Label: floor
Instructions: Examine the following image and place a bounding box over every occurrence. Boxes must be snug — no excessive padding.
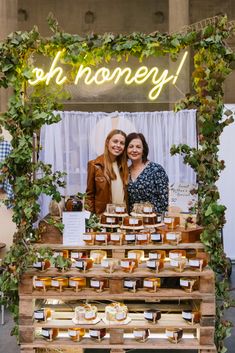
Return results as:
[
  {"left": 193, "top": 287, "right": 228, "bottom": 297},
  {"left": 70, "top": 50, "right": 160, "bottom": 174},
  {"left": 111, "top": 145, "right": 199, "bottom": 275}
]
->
[{"left": 0, "top": 266, "right": 234, "bottom": 353}]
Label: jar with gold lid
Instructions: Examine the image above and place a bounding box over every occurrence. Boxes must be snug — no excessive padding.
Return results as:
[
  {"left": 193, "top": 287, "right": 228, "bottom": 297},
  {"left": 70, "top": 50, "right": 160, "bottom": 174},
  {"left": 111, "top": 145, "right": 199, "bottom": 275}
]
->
[
  {"left": 51, "top": 276, "right": 69, "bottom": 292},
  {"left": 169, "top": 249, "right": 186, "bottom": 259},
  {"left": 41, "top": 328, "right": 59, "bottom": 341},
  {"left": 82, "top": 232, "right": 95, "bottom": 245},
  {"left": 90, "top": 250, "right": 107, "bottom": 264},
  {"left": 127, "top": 250, "right": 145, "bottom": 263},
  {"left": 90, "top": 277, "right": 109, "bottom": 292},
  {"left": 149, "top": 250, "right": 166, "bottom": 260},
  {"left": 163, "top": 215, "right": 180, "bottom": 229},
  {"left": 169, "top": 257, "right": 186, "bottom": 272},
  {"left": 143, "top": 277, "right": 161, "bottom": 292},
  {"left": 110, "top": 232, "right": 124, "bottom": 245},
  {"left": 74, "top": 258, "right": 93, "bottom": 272},
  {"left": 136, "top": 231, "right": 149, "bottom": 245},
  {"left": 165, "top": 231, "right": 181, "bottom": 245},
  {"left": 120, "top": 258, "right": 138, "bottom": 273},
  {"left": 180, "top": 277, "right": 198, "bottom": 293},
  {"left": 69, "top": 277, "right": 86, "bottom": 292},
  {"left": 165, "top": 328, "right": 183, "bottom": 343},
  {"left": 101, "top": 258, "right": 119, "bottom": 273},
  {"left": 68, "top": 327, "right": 85, "bottom": 342},
  {"left": 146, "top": 258, "right": 164, "bottom": 273},
  {"left": 33, "top": 277, "right": 51, "bottom": 292}
]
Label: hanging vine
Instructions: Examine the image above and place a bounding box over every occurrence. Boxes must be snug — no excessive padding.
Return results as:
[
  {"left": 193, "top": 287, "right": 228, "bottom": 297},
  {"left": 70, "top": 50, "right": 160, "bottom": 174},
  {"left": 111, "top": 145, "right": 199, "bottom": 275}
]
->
[{"left": 0, "top": 14, "right": 234, "bottom": 351}]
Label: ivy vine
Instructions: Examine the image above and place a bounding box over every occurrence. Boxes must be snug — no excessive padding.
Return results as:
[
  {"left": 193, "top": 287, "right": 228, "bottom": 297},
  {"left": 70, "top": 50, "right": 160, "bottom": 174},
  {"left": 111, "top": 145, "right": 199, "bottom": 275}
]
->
[{"left": 0, "top": 14, "right": 234, "bottom": 352}]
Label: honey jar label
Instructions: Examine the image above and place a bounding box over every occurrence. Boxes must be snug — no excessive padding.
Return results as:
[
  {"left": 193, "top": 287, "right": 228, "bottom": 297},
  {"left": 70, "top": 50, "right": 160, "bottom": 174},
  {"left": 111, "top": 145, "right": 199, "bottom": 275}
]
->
[
  {"left": 35, "top": 280, "right": 44, "bottom": 287},
  {"left": 115, "top": 207, "right": 125, "bottom": 212},
  {"left": 137, "top": 234, "right": 148, "bottom": 240},
  {"left": 75, "top": 261, "right": 85, "bottom": 269},
  {"left": 166, "top": 330, "right": 174, "bottom": 338},
  {"left": 106, "top": 217, "right": 115, "bottom": 223},
  {"left": 143, "top": 207, "right": 152, "bottom": 213},
  {"left": 144, "top": 280, "right": 154, "bottom": 288},
  {"left": 124, "top": 280, "right": 134, "bottom": 288},
  {"left": 83, "top": 234, "right": 92, "bottom": 240},
  {"left": 149, "top": 252, "right": 161, "bottom": 259},
  {"left": 111, "top": 233, "right": 120, "bottom": 241},
  {"left": 89, "top": 329, "right": 99, "bottom": 336},
  {"left": 125, "top": 234, "right": 135, "bottom": 241},
  {"left": 90, "top": 280, "right": 100, "bottom": 288},
  {"left": 151, "top": 233, "right": 161, "bottom": 241},
  {"left": 96, "top": 234, "right": 106, "bottom": 241},
  {"left": 33, "top": 261, "right": 43, "bottom": 268},
  {"left": 69, "top": 280, "right": 77, "bottom": 287},
  {"left": 169, "top": 252, "right": 181, "bottom": 259},
  {"left": 101, "top": 260, "right": 109, "bottom": 268},
  {"left": 157, "top": 215, "right": 162, "bottom": 222},
  {"left": 128, "top": 252, "right": 137, "bottom": 259},
  {"left": 53, "top": 251, "right": 63, "bottom": 257},
  {"left": 189, "top": 259, "right": 200, "bottom": 267},
  {"left": 68, "top": 330, "right": 77, "bottom": 337},
  {"left": 180, "top": 279, "right": 189, "bottom": 286},
  {"left": 182, "top": 311, "right": 192, "bottom": 320},
  {"left": 121, "top": 261, "right": 130, "bottom": 268},
  {"left": 116, "top": 312, "right": 125, "bottom": 320},
  {"left": 34, "top": 311, "right": 44, "bottom": 320},
  {"left": 51, "top": 280, "right": 59, "bottom": 287},
  {"left": 134, "top": 330, "right": 145, "bottom": 337},
  {"left": 166, "top": 232, "right": 177, "bottom": 240},
  {"left": 42, "top": 329, "right": 50, "bottom": 337},
  {"left": 71, "top": 252, "right": 82, "bottom": 259},
  {"left": 147, "top": 260, "right": 156, "bottom": 268},
  {"left": 164, "top": 217, "right": 172, "bottom": 223},
  {"left": 144, "top": 312, "right": 153, "bottom": 319},
  {"left": 129, "top": 218, "right": 138, "bottom": 225},
  {"left": 170, "top": 259, "right": 179, "bottom": 267},
  {"left": 85, "top": 311, "right": 95, "bottom": 319}
]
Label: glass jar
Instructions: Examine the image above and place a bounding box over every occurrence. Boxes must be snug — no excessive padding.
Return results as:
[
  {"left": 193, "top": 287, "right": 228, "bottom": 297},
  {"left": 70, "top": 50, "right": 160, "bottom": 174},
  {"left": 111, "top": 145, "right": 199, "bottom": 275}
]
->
[
  {"left": 120, "top": 258, "right": 138, "bottom": 273},
  {"left": 110, "top": 232, "right": 124, "bottom": 245},
  {"left": 123, "top": 278, "right": 142, "bottom": 293},
  {"left": 34, "top": 308, "right": 52, "bottom": 322},
  {"left": 74, "top": 258, "right": 93, "bottom": 272},
  {"left": 127, "top": 250, "right": 145, "bottom": 263},
  {"left": 136, "top": 232, "right": 149, "bottom": 245},
  {"left": 143, "top": 277, "right": 161, "bottom": 292},
  {"left": 89, "top": 328, "right": 106, "bottom": 341},
  {"left": 180, "top": 277, "right": 197, "bottom": 293},
  {"left": 149, "top": 250, "right": 166, "bottom": 260},
  {"left": 33, "top": 277, "right": 51, "bottom": 292},
  {"left": 51, "top": 276, "right": 69, "bottom": 292},
  {"left": 41, "top": 328, "right": 59, "bottom": 341},
  {"left": 33, "top": 259, "right": 50, "bottom": 271},
  {"left": 169, "top": 257, "right": 186, "bottom": 272},
  {"left": 69, "top": 277, "right": 86, "bottom": 292},
  {"left": 68, "top": 327, "right": 85, "bottom": 342},
  {"left": 165, "top": 328, "right": 183, "bottom": 343},
  {"left": 144, "top": 309, "right": 161, "bottom": 324},
  {"left": 90, "top": 277, "right": 109, "bottom": 292},
  {"left": 124, "top": 233, "right": 136, "bottom": 244},
  {"left": 182, "top": 310, "right": 201, "bottom": 324},
  {"left": 146, "top": 258, "right": 164, "bottom": 272},
  {"left": 133, "top": 328, "right": 150, "bottom": 342},
  {"left": 90, "top": 250, "right": 107, "bottom": 264},
  {"left": 165, "top": 231, "right": 181, "bottom": 245},
  {"left": 82, "top": 232, "right": 95, "bottom": 245},
  {"left": 101, "top": 258, "right": 119, "bottom": 273}
]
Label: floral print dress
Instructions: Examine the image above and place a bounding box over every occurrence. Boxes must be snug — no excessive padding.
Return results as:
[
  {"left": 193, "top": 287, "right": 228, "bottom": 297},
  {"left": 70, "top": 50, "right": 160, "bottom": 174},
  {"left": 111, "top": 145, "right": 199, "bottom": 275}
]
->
[{"left": 127, "top": 161, "right": 169, "bottom": 213}]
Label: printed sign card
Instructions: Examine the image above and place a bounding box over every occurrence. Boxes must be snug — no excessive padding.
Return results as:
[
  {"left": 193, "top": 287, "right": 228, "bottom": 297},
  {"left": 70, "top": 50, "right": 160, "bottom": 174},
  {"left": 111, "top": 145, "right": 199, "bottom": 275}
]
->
[
  {"left": 62, "top": 211, "right": 90, "bottom": 245},
  {"left": 169, "top": 183, "right": 198, "bottom": 213}
]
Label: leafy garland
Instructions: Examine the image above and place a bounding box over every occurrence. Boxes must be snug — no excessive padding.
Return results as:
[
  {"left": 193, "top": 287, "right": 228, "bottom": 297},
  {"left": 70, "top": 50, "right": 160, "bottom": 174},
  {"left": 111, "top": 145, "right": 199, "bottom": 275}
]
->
[{"left": 0, "top": 14, "right": 234, "bottom": 351}]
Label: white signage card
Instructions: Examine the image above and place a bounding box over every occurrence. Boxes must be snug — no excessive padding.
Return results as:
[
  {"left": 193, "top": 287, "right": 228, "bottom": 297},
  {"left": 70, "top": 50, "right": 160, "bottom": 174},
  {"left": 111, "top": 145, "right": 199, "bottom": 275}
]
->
[
  {"left": 63, "top": 211, "right": 90, "bottom": 245},
  {"left": 169, "top": 183, "right": 198, "bottom": 212}
]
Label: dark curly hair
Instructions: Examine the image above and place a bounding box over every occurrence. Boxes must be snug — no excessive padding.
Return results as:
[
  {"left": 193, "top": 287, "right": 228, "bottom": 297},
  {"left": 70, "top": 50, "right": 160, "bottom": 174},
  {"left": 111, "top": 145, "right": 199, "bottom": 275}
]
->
[{"left": 125, "top": 132, "right": 149, "bottom": 163}]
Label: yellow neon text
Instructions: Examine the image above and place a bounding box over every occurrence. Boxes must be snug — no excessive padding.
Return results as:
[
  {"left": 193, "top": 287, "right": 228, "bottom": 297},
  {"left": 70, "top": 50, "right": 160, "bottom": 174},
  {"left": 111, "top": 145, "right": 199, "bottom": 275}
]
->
[{"left": 29, "top": 51, "right": 188, "bottom": 100}]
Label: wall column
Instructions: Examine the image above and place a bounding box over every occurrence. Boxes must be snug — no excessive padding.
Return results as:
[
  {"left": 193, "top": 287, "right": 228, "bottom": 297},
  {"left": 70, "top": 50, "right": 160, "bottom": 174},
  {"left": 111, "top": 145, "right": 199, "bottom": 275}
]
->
[
  {"left": 0, "top": 0, "right": 18, "bottom": 113},
  {"left": 168, "top": 0, "right": 190, "bottom": 109}
]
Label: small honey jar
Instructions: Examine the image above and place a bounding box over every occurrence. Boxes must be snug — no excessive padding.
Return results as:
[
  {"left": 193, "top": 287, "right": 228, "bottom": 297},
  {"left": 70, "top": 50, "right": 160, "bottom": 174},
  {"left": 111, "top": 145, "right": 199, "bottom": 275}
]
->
[
  {"left": 133, "top": 328, "right": 150, "bottom": 342},
  {"left": 75, "top": 304, "right": 97, "bottom": 322},
  {"left": 94, "top": 232, "right": 110, "bottom": 245},
  {"left": 110, "top": 232, "right": 124, "bottom": 245},
  {"left": 123, "top": 278, "right": 142, "bottom": 293},
  {"left": 82, "top": 232, "right": 95, "bottom": 245},
  {"left": 124, "top": 233, "right": 136, "bottom": 244},
  {"left": 150, "top": 231, "right": 164, "bottom": 243},
  {"left": 165, "top": 328, "right": 183, "bottom": 343},
  {"left": 34, "top": 308, "right": 52, "bottom": 322},
  {"left": 68, "top": 328, "right": 85, "bottom": 342},
  {"left": 41, "top": 328, "right": 59, "bottom": 341},
  {"left": 33, "top": 259, "right": 50, "bottom": 271},
  {"left": 101, "top": 258, "right": 119, "bottom": 273},
  {"left": 89, "top": 328, "right": 106, "bottom": 341},
  {"left": 136, "top": 232, "right": 149, "bottom": 245},
  {"left": 169, "top": 250, "right": 186, "bottom": 259},
  {"left": 180, "top": 277, "right": 197, "bottom": 293},
  {"left": 146, "top": 258, "right": 164, "bottom": 272},
  {"left": 33, "top": 277, "right": 51, "bottom": 292},
  {"left": 149, "top": 250, "right": 166, "bottom": 260},
  {"left": 75, "top": 258, "right": 93, "bottom": 272},
  {"left": 163, "top": 216, "right": 180, "bottom": 229},
  {"left": 169, "top": 257, "right": 186, "bottom": 272},
  {"left": 165, "top": 231, "right": 181, "bottom": 245},
  {"left": 90, "top": 277, "right": 109, "bottom": 292},
  {"left": 188, "top": 256, "right": 207, "bottom": 272},
  {"left": 90, "top": 250, "right": 107, "bottom": 264},
  {"left": 127, "top": 250, "right": 145, "bottom": 263},
  {"left": 182, "top": 310, "right": 201, "bottom": 324},
  {"left": 143, "top": 277, "right": 161, "bottom": 292},
  {"left": 51, "top": 277, "right": 69, "bottom": 292},
  {"left": 120, "top": 258, "right": 138, "bottom": 273},
  {"left": 69, "top": 277, "right": 86, "bottom": 292},
  {"left": 144, "top": 309, "right": 161, "bottom": 324},
  {"left": 70, "top": 251, "right": 86, "bottom": 260}
]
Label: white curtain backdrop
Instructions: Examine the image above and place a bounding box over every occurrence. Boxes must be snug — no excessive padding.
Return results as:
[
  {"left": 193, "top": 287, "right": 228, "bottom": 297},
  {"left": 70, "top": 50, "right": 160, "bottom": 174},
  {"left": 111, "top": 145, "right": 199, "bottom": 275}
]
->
[{"left": 39, "top": 110, "right": 197, "bottom": 217}]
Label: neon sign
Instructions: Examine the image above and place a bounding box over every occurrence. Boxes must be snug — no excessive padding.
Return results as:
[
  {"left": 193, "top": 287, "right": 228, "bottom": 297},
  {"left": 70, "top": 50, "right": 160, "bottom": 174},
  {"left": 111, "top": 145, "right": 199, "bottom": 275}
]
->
[{"left": 29, "top": 51, "right": 188, "bottom": 100}]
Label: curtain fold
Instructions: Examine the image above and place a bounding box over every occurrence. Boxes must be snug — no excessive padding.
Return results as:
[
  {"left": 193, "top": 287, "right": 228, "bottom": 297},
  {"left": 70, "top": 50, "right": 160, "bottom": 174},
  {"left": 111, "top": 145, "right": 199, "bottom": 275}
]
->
[{"left": 39, "top": 110, "right": 197, "bottom": 217}]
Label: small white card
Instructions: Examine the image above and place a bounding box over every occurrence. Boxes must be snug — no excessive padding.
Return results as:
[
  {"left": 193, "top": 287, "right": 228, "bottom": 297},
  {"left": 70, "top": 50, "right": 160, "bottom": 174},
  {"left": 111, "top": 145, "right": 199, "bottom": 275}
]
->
[{"left": 63, "top": 211, "right": 90, "bottom": 245}]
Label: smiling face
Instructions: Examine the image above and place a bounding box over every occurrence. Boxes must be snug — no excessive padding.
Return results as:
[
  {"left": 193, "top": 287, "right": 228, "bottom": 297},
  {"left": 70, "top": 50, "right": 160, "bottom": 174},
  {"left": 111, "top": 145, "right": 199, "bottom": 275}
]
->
[
  {"left": 127, "top": 138, "right": 144, "bottom": 162},
  {"left": 107, "top": 133, "right": 126, "bottom": 158}
]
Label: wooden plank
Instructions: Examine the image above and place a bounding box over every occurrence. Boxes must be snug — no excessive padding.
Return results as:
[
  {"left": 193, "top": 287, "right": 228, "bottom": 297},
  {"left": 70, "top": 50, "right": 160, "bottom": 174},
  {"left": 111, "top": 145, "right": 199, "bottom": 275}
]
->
[
  {"left": 109, "top": 329, "right": 124, "bottom": 344},
  {"left": 20, "top": 349, "right": 35, "bottom": 353},
  {"left": 19, "top": 327, "right": 34, "bottom": 343},
  {"left": 112, "top": 249, "right": 125, "bottom": 259},
  {"left": 199, "top": 327, "right": 215, "bottom": 345},
  {"left": 19, "top": 275, "right": 33, "bottom": 294},
  {"left": 109, "top": 278, "right": 123, "bottom": 294},
  {"left": 200, "top": 298, "right": 216, "bottom": 316},
  {"left": 19, "top": 298, "right": 34, "bottom": 325},
  {"left": 200, "top": 316, "right": 216, "bottom": 327},
  {"left": 199, "top": 274, "right": 215, "bottom": 293}
]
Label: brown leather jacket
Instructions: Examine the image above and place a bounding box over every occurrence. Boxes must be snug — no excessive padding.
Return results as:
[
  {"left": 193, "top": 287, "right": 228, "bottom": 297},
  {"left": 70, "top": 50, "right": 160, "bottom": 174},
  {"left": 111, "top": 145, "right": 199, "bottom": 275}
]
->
[{"left": 86, "top": 155, "right": 127, "bottom": 215}]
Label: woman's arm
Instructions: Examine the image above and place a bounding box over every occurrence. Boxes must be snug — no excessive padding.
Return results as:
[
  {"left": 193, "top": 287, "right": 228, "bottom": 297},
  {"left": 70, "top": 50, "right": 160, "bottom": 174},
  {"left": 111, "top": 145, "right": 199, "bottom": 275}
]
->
[
  {"left": 153, "top": 164, "right": 169, "bottom": 213},
  {"left": 86, "top": 160, "right": 96, "bottom": 213}
]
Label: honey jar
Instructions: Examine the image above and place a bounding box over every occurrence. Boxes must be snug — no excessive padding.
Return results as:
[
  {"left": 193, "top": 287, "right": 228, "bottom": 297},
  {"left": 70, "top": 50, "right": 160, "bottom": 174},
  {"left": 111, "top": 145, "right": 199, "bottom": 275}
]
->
[
  {"left": 89, "top": 328, "right": 106, "bottom": 341},
  {"left": 188, "top": 256, "right": 207, "bottom": 271},
  {"left": 90, "top": 277, "right": 109, "bottom": 292},
  {"left": 68, "top": 327, "right": 85, "bottom": 342},
  {"left": 169, "top": 250, "right": 186, "bottom": 259},
  {"left": 34, "top": 308, "right": 52, "bottom": 322},
  {"left": 33, "top": 277, "right": 51, "bottom": 292},
  {"left": 75, "top": 304, "right": 97, "bottom": 322},
  {"left": 165, "top": 231, "right": 181, "bottom": 245},
  {"left": 70, "top": 251, "right": 86, "bottom": 260},
  {"left": 182, "top": 310, "right": 201, "bottom": 324},
  {"left": 51, "top": 276, "right": 69, "bottom": 292},
  {"left": 143, "top": 277, "right": 161, "bottom": 292},
  {"left": 75, "top": 258, "right": 93, "bottom": 272},
  {"left": 41, "top": 328, "right": 59, "bottom": 341},
  {"left": 101, "top": 258, "right": 119, "bottom": 273},
  {"left": 146, "top": 258, "right": 164, "bottom": 272},
  {"left": 124, "top": 233, "right": 136, "bottom": 244},
  {"left": 163, "top": 216, "right": 180, "bottom": 229},
  {"left": 110, "top": 232, "right": 124, "bottom": 245},
  {"left": 144, "top": 309, "right": 161, "bottom": 324},
  {"left": 133, "top": 328, "right": 150, "bottom": 342},
  {"left": 120, "top": 258, "right": 138, "bottom": 273},
  {"left": 127, "top": 250, "right": 145, "bottom": 263},
  {"left": 170, "top": 257, "right": 186, "bottom": 272},
  {"left": 149, "top": 250, "right": 166, "bottom": 260},
  {"left": 33, "top": 259, "right": 50, "bottom": 271},
  {"left": 94, "top": 232, "right": 110, "bottom": 245},
  {"left": 90, "top": 250, "right": 107, "bottom": 264},
  {"left": 136, "top": 232, "right": 149, "bottom": 245},
  {"left": 180, "top": 277, "right": 197, "bottom": 293},
  {"left": 165, "top": 328, "right": 183, "bottom": 343},
  {"left": 82, "top": 232, "right": 95, "bottom": 245},
  {"left": 123, "top": 278, "right": 142, "bottom": 293},
  {"left": 150, "top": 231, "right": 164, "bottom": 243},
  {"left": 69, "top": 277, "right": 86, "bottom": 292}
]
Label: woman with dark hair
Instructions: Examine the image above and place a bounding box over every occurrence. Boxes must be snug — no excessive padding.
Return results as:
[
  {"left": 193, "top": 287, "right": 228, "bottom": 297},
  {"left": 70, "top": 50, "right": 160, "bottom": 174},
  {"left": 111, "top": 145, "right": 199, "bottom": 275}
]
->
[
  {"left": 86, "top": 129, "right": 128, "bottom": 215},
  {"left": 126, "top": 132, "right": 168, "bottom": 213}
]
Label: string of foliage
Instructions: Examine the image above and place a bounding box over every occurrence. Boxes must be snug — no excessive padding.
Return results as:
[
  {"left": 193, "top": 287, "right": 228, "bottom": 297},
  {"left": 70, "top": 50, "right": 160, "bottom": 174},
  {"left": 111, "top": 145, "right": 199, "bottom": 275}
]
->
[{"left": 0, "top": 14, "right": 234, "bottom": 351}]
